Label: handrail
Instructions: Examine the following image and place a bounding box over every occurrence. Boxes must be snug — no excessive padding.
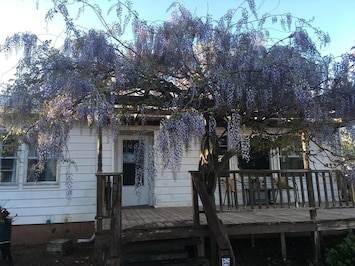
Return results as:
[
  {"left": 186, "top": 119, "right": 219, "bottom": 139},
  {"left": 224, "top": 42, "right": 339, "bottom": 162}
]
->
[
  {"left": 191, "top": 169, "right": 355, "bottom": 225},
  {"left": 96, "top": 172, "right": 123, "bottom": 232},
  {"left": 96, "top": 172, "right": 123, "bottom": 263}
]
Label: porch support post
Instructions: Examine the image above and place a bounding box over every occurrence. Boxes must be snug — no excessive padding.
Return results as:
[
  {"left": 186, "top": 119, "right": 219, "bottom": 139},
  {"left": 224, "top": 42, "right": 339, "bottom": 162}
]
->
[
  {"left": 250, "top": 234, "right": 255, "bottom": 247},
  {"left": 197, "top": 237, "right": 206, "bottom": 259},
  {"left": 313, "top": 228, "right": 321, "bottom": 264},
  {"left": 210, "top": 237, "right": 217, "bottom": 266},
  {"left": 96, "top": 175, "right": 104, "bottom": 233},
  {"left": 280, "top": 232, "right": 287, "bottom": 262},
  {"left": 110, "top": 174, "right": 122, "bottom": 265},
  {"left": 302, "top": 133, "right": 321, "bottom": 262},
  {"left": 306, "top": 170, "right": 317, "bottom": 220},
  {"left": 302, "top": 133, "right": 317, "bottom": 220}
]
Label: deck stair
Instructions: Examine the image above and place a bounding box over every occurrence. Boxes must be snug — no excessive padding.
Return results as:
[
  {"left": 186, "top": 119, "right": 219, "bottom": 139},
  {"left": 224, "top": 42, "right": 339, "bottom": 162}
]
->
[{"left": 121, "top": 237, "right": 209, "bottom": 265}]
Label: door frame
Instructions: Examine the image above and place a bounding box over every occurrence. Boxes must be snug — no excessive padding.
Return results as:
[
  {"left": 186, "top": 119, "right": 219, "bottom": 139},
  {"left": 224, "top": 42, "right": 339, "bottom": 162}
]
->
[{"left": 114, "top": 133, "right": 152, "bottom": 206}]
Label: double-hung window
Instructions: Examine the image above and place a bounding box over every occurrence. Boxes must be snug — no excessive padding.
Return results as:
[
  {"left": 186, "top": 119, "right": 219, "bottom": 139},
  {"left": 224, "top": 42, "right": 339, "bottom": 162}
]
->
[
  {"left": 27, "top": 143, "right": 57, "bottom": 182},
  {"left": 0, "top": 135, "right": 17, "bottom": 184}
]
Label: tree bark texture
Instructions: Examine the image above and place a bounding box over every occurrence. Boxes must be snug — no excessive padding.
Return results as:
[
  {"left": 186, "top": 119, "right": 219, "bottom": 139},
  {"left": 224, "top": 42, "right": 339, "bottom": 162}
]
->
[{"left": 192, "top": 172, "right": 236, "bottom": 266}]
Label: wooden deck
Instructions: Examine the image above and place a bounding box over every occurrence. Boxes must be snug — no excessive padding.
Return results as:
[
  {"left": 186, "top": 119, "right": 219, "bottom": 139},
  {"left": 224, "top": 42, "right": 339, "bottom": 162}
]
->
[
  {"left": 121, "top": 206, "right": 355, "bottom": 242},
  {"left": 96, "top": 171, "right": 355, "bottom": 264}
]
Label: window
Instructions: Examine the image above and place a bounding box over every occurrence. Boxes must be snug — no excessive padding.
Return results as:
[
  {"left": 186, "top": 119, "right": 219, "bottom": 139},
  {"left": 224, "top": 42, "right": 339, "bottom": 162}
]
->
[
  {"left": 239, "top": 150, "right": 270, "bottom": 169},
  {"left": 218, "top": 136, "right": 229, "bottom": 173},
  {"left": 279, "top": 138, "right": 304, "bottom": 170},
  {"left": 27, "top": 144, "right": 57, "bottom": 182},
  {"left": 280, "top": 156, "right": 304, "bottom": 169},
  {"left": 239, "top": 137, "right": 270, "bottom": 169},
  {"left": 0, "top": 135, "right": 17, "bottom": 183}
]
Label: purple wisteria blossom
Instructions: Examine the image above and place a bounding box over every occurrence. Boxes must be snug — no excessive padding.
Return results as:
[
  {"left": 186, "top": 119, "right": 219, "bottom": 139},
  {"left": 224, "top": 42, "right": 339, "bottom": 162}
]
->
[
  {"left": 2, "top": 1, "right": 355, "bottom": 264},
  {"left": 0, "top": 0, "right": 353, "bottom": 185}
]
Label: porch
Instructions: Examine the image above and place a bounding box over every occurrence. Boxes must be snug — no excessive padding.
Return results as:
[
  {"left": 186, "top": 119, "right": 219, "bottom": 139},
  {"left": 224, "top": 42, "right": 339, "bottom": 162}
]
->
[
  {"left": 95, "top": 169, "right": 355, "bottom": 265},
  {"left": 121, "top": 206, "right": 355, "bottom": 237}
]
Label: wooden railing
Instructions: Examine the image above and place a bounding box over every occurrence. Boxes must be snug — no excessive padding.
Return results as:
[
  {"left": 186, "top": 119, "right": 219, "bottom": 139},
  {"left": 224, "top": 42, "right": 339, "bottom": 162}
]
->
[
  {"left": 96, "top": 172, "right": 123, "bottom": 264},
  {"left": 96, "top": 172, "right": 123, "bottom": 232},
  {"left": 191, "top": 169, "right": 355, "bottom": 224},
  {"left": 217, "top": 170, "right": 355, "bottom": 211}
]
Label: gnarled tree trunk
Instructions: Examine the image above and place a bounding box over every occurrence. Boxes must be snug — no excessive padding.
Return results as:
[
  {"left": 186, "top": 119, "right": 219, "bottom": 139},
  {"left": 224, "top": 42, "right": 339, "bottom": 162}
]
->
[
  {"left": 192, "top": 172, "right": 235, "bottom": 265},
  {"left": 195, "top": 129, "right": 237, "bottom": 266}
]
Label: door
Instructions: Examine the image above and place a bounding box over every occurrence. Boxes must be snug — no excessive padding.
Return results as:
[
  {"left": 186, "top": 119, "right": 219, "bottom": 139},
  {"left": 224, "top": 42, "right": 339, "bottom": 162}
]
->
[{"left": 116, "top": 135, "right": 150, "bottom": 206}]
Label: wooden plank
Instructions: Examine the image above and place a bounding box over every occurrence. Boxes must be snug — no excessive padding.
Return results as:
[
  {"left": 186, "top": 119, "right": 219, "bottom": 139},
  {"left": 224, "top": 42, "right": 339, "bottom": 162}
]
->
[
  {"left": 280, "top": 232, "right": 286, "bottom": 262},
  {"left": 120, "top": 206, "right": 355, "bottom": 243}
]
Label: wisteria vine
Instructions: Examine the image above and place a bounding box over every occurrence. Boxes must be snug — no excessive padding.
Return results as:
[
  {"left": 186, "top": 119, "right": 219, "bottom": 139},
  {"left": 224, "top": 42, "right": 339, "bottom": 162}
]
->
[{"left": 0, "top": 0, "right": 354, "bottom": 191}]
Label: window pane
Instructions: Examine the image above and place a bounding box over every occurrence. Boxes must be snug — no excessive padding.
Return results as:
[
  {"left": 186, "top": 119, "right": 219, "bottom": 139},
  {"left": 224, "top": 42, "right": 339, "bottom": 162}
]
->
[
  {"left": 123, "top": 163, "right": 135, "bottom": 185},
  {"left": 280, "top": 138, "right": 304, "bottom": 170},
  {"left": 27, "top": 144, "right": 57, "bottom": 182},
  {"left": 27, "top": 159, "right": 57, "bottom": 182},
  {"left": 0, "top": 135, "right": 17, "bottom": 183},
  {"left": 122, "top": 140, "right": 141, "bottom": 186},
  {"left": 0, "top": 160, "right": 16, "bottom": 182},
  {"left": 280, "top": 157, "right": 304, "bottom": 169},
  {"left": 239, "top": 151, "right": 270, "bottom": 169},
  {"left": 218, "top": 136, "right": 229, "bottom": 173}
]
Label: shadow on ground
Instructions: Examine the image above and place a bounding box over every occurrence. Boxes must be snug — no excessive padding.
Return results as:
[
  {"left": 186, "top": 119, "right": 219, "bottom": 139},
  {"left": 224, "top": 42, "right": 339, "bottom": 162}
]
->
[{"left": 4, "top": 234, "right": 347, "bottom": 265}]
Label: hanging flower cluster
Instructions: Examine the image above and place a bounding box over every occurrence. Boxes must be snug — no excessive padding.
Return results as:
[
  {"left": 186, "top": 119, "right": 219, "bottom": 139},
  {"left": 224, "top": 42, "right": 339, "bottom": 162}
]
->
[
  {"left": 158, "top": 113, "right": 205, "bottom": 171},
  {"left": 134, "top": 137, "right": 145, "bottom": 192},
  {"left": 227, "top": 113, "right": 241, "bottom": 150},
  {"left": 1, "top": 0, "right": 355, "bottom": 189}
]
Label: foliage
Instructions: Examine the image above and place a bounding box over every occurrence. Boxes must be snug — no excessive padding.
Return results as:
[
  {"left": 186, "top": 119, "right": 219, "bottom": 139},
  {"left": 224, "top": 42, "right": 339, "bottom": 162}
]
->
[
  {"left": 325, "top": 234, "right": 355, "bottom": 266},
  {"left": 2, "top": 1, "right": 355, "bottom": 264},
  {"left": 0, "top": 204, "right": 13, "bottom": 224},
  {"left": 1, "top": 0, "right": 355, "bottom": 192}
]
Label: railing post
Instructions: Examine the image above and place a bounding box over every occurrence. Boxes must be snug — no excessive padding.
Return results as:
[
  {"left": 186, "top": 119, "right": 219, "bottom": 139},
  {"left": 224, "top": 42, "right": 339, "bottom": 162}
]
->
[
  {"left": 96, "top": 173, "right": 104, "bottom": 233},
  {"left": 305, "top": 170, "right": 321, "bottom": 263},
  {"left": 306, "top": 170, "right": 317, "bottom": 220},
  {"left": 95, "top": 173, "right": 123, "bottom": 265},
  {"left": 190, "top": 171, "right": 200, "bottom": 227},
  {"left": 217, "top": 175, "right": 224, "bottom": 212}
]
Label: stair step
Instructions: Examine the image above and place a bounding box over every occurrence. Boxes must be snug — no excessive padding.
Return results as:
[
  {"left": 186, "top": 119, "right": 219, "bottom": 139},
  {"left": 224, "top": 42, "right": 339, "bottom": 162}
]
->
[
  {"left": 121, "top": 237, "right": 207, "bottom": 265},
  {"left": 123, "top": 237, "right": 203, "bottom": 252},
  {"left": 124, "top": 256, "right": 210, "bottom": 266},
  {"left": 123, "top": 249, "right": 190, "bottom": 264}
]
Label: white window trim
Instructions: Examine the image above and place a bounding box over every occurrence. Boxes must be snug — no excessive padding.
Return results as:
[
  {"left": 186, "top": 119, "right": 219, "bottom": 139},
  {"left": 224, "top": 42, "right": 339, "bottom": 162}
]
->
[{"left": 0, "top": 136, "right": 20, "bottom": 185}]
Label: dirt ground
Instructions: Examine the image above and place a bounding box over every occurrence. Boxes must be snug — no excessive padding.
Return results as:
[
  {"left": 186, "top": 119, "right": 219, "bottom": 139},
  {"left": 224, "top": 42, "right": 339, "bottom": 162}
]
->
[
  {"left": 6, "top": 242, "right": 96, "bottom": 266},
  {"left": 3, "top": 234, "right": 346, "bottom": 265},
  {"left": 231, "top": 234, "right": 344, "bottom": 266}
]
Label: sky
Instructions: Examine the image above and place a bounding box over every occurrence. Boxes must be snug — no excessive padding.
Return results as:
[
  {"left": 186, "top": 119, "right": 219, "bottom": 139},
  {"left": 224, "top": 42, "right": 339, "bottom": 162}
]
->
[{"left": 1, "top": 0, "right": 355, "bottom": 85}]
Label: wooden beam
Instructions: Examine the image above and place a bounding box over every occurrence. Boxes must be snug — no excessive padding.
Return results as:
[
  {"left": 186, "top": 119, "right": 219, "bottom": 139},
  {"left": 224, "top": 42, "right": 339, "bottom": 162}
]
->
[
  {"left": 111, "top": 174, "right": 122, "bottom": 265},
  {"left": 280, "top": 232, "right": 287, "bottom": 262},
  {"left": 313, "top": 230, "right": 321, "bottom": 264}
]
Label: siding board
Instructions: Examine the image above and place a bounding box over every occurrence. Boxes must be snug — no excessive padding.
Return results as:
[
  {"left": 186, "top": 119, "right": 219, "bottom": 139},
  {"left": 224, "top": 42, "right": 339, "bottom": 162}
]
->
[{"left": 0, "top": 126, "right": 98, "bottom": 226}]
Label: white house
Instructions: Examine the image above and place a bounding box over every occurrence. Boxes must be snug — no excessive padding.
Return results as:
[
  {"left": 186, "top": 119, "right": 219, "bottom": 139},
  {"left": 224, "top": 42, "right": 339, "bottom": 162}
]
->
[{"left": 0, "top": 123, "right": 338, "bottom": 244}]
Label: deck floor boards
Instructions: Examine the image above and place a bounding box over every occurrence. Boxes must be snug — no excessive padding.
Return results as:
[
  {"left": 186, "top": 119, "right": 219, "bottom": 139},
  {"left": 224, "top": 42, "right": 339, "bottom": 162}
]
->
[{"left": 121, "top": 206, "right": 355, "bottom": 242}]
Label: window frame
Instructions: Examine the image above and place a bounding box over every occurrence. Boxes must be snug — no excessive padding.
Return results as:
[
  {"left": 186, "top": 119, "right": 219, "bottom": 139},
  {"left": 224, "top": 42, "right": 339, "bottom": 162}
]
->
[
  {"left": 25, "top": 144, "right": 59, "bottom": 184},
  {"left": 0, "top": 134, "right": 18, "bottom": 185}
]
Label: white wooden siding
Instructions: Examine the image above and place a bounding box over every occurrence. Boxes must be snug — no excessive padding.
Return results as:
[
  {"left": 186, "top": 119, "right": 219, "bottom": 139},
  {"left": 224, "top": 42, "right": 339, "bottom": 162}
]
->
[
  {"left": 308, "top": 140, "right": 336, "bottom": 169},
  {"left": 0, "top": 124, "right": 342, "bottom": 226},
  {"left": 0, "top": 127, "right": 98, "bottom": 225},
  {"left": 153, "top": 129, "right": 200, "bottom": 207}
]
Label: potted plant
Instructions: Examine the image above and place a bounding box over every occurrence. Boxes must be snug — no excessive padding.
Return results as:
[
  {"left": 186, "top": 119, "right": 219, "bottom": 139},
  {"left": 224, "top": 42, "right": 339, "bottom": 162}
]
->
[{"left": 0, "top": 206, "right": 13, "bottom": 265}]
